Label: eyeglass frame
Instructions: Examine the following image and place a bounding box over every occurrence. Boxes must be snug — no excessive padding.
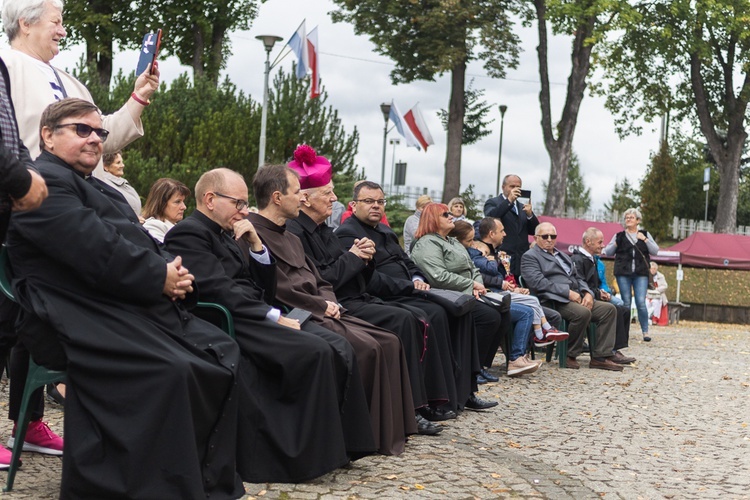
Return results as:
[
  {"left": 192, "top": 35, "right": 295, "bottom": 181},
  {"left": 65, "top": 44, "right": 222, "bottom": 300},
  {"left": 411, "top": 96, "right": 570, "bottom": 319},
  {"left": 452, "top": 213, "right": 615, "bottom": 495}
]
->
[
  {"left": 537, "top": 234, "right": 557, "bottom": 240},
  {"left": 440, "top": 212, "right": 453, "bottom": 219},
  {"left": 53, "top": 123, "right": 110, "bottom": 142},
  {"left": 354, "top": 198, "right": 387, "bottom": 206},
  {"left": 213, "top": 192, "right": 249, "bottom": 211}
]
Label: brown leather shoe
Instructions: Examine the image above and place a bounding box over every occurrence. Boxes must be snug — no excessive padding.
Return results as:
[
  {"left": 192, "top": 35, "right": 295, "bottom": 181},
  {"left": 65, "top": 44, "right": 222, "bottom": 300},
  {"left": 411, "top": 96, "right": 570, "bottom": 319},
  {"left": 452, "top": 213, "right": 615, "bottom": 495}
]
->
[
  {"left": 589, "top": 357, "right": 624, "bottom": 371},
  {"left": 611, "top": 351, "right": 636, "bottom": 364},
  {"left": 565, "top": 357, "right": 580, "bottom": 369}
]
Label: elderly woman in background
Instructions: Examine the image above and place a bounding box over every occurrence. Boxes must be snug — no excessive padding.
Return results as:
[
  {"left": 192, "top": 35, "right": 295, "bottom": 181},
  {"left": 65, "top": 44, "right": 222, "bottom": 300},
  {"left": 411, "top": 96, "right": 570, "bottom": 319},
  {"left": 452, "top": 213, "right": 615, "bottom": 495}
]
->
[
  {"left": 141, "top": 178, "right": 189, "bottom": 243},
  {"left": 603, "top": 208, "right": 659, "bottom": 342},
  {"left": 402, "top": 194, "right": 431, "bottom": 255},
  {"left": 411, "top": 203, "right": 536, "bottom": 379},
  {"left": 1, "top": 0, "right": 159, "bottom": 161},
  {"left": 100, "top": 151, "right": 142, "bottom": 220},
  {"left": 447, "top": 197, "right": 472, "bottom": 223}
]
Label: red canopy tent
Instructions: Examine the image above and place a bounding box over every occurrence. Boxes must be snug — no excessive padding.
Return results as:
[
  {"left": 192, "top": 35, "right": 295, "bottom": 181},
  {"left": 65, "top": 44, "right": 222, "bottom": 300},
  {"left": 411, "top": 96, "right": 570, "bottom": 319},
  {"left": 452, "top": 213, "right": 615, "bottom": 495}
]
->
[
  {"left": 535, "top": 216, "right": 625, "bottom": 254},
  {"left": 662, "top": 231, "right": 750, "bottom": 270}
]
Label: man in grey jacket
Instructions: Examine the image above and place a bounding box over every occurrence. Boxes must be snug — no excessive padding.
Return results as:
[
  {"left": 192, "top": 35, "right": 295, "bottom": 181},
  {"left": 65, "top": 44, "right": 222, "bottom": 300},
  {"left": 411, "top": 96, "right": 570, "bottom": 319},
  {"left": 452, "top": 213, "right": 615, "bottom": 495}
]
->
[{"left": 520, "top": 222, "right": 622, "bottom": 371}]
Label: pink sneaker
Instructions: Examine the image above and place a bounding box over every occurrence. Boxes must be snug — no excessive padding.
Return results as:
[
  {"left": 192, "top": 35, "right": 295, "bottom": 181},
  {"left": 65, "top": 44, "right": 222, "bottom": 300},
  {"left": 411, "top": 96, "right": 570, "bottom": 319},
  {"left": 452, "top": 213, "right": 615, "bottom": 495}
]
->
[
  {"left": 0, "top": 443, "right": 12, "bottom": 470},
  {"left": 7, "top": 419, "right": 63, "bottom": 456}
]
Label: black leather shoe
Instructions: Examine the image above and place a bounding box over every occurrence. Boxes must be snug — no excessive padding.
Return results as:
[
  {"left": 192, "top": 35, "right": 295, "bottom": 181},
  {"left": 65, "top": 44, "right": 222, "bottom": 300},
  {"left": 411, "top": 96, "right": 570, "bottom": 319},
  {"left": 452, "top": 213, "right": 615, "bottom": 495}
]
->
[
  {"left": 465, "top": 393, "right": 498, "bottom": 411},
  {"left": 476, "top": 373, "right": 488, "bottom": 384},
  {"left": 415, "top": 415, "right": 442, "bottom": 435},
  {"left": 419, "top": 406, "right": 457, "bottom": 422},
  {"left": 46, "top": 383, "right": 65, "bottom": 405},
  {"left": 479, "top": 368, "right": 499, "bottom": 382}
]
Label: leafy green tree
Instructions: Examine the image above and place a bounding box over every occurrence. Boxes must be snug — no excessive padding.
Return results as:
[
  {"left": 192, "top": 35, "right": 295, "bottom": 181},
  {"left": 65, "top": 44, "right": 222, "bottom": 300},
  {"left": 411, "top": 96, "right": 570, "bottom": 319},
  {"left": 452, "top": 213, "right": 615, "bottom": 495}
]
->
[
  {"left": 541, "top": 153, "right": 591, "bottom": 214},
  {"left": 605, "top": 178, "right": 639, "bottom": 215},
  {"left": 596, "top": 0, "right": 750, "bottom": 232},
  {"left": 331, "top": 0, "right": 520, "bottom": 203},
  {"left": 640, "top": 142, "right": 677, "bottom": 241},
  {"left": 522, "top": 0, "right": 634, "bottom": 216},
  {"left": 63, "top": 0, "right": 258, "bottom": 86},
  {"left": 670, "top": 132, "right": 718, "bottom": 221},
  {"left": 437, "top": 79, "right": 494, "bottom": 146}
]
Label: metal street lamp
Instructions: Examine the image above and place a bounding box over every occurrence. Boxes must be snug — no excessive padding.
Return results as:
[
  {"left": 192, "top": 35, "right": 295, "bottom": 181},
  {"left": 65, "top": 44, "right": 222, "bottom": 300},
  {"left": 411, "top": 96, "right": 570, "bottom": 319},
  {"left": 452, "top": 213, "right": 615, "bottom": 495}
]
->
[
  {"left": 389, "top": 138, "right": 400, "bottom": 191},
  {"left": 256, "top": 35, "right": 283, "bottom": 170},
  {"left": 496, "top": 105, "right": 508, "bottom": 195},
  {"left": 380, "top": 103, "right": 391, "bottom": 187}
]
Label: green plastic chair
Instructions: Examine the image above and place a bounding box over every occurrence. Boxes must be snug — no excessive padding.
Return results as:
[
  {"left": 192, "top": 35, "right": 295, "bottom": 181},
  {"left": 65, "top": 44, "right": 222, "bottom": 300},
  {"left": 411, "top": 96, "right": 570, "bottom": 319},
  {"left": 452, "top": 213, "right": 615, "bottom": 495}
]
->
[
  {"left": 194, "top": 302, "right": 235, "bottom": 338},
  {"left": 0, "top": 247, "right": 66, "bottom": 492}
]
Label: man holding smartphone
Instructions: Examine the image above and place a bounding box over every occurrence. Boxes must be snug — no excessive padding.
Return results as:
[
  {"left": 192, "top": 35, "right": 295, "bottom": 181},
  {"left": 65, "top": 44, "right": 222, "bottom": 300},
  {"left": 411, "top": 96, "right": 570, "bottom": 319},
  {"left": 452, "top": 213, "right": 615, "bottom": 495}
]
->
[{"left": 484, "top": 174, "right": 539, "bottom": 277}]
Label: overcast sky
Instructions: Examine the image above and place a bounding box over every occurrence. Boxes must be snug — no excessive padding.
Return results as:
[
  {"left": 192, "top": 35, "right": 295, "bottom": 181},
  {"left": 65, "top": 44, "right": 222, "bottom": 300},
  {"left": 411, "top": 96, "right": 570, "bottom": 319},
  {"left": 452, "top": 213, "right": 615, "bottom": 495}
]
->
[{"left": 8, "top": 0, "right": 661, "bottom": 210}]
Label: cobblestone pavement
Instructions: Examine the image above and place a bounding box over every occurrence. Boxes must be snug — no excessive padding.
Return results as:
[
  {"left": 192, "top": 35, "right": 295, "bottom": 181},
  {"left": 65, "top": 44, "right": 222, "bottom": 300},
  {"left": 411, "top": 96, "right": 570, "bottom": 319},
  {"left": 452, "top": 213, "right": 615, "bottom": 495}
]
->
[{"left": 1, "top": 321, "right": 749, "bottom": 499}]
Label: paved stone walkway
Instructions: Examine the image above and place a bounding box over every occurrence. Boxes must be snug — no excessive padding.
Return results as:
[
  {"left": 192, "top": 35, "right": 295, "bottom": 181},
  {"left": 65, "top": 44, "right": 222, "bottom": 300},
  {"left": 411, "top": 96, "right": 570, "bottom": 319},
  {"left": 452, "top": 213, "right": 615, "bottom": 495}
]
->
[{"left": 1, "top": 321, "right": 749, "bottom": 499}]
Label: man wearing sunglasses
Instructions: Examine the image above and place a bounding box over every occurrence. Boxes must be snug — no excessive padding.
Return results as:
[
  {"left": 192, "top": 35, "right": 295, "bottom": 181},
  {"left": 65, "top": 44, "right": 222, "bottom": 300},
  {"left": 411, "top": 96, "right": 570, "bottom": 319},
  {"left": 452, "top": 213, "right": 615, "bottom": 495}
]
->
[{"left": 521, "top": 222, "right": 622, "bottom": 371}]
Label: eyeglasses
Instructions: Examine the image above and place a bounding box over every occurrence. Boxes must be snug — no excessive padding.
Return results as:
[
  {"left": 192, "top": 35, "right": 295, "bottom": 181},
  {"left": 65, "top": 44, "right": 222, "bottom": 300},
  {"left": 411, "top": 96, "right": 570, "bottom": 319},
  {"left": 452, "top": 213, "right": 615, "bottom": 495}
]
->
[
  {"left": 214, "top": 192, "right": 249, "bottom": 211},
  {"left": 354, "top": 198, "right": 387, "bottom": 206},
  {"left": 54, "top": 123, "right": 109, "bottom": 142},
  {"left": 537, "top": 234, "right": 557, "bottom": 240},
  {"left": 441, "top": 212, "right": 453, "bottom": 219}
]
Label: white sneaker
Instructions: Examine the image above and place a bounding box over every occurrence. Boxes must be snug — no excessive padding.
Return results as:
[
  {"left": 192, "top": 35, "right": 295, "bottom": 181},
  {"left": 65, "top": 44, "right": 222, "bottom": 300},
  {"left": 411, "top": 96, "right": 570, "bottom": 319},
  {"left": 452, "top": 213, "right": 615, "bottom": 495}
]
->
[{"left": 507, "top": 357, "right": 538, "bottom": 376}]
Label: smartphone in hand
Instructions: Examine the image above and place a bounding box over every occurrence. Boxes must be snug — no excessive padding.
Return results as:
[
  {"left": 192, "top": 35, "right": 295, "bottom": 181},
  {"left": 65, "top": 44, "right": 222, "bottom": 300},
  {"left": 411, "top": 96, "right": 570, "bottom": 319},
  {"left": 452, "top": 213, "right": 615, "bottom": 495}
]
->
[{"left": 136, "top": 29, "right": 162, "bottom": 76}]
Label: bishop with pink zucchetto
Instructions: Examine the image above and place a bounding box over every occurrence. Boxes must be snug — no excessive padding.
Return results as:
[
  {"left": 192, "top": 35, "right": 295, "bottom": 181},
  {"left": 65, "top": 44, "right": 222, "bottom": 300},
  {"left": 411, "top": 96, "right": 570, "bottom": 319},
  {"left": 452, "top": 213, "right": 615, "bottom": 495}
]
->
[{"left": 287, "top": 144, "right": 332, "bottom": 189}]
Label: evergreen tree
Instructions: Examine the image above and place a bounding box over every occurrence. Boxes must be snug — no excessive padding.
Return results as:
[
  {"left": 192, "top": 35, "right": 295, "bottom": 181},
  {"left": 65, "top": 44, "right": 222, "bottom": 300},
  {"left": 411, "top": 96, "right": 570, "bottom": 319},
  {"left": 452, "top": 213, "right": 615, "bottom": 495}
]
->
[
  {"left": 437, "top": 80, "right": 494, "bottom": 146},
  {"left": 605, "top": 178, "right": 640, "bottom": 215},
  {"left": 541, "top": 153, "right": 591, "bottom": 215},
  {"left": 640, "top": 142, "right": 677, "bottom": 241}
]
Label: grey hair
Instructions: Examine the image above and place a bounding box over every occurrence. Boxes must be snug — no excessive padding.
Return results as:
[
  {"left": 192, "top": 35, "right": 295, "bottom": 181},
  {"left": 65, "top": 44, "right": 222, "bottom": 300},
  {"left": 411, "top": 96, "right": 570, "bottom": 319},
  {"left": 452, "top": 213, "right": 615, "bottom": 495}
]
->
[
  {"left": 582, "top": 227, "right": 602, "bottom": 246},
  {"left": 3, "top": 0, "right": 64, "bottom": 41},
  {"left": 623, "top": 207, "right": 642, "bottom": 221}
]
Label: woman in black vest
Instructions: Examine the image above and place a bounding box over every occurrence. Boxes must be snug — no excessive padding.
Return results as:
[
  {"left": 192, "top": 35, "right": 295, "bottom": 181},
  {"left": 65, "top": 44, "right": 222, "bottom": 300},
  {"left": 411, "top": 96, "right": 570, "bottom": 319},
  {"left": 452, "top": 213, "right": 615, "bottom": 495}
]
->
[{"left": 603, "top": 208, "right": 659, "bottom": 341}]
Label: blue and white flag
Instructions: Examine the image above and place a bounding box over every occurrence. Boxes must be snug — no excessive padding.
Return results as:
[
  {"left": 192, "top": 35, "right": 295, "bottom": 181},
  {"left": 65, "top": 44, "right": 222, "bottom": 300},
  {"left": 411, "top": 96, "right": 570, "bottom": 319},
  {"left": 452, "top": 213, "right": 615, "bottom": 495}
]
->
[
  {"left": 389, "top": 100, "right": 421, "bottom": 150},
  {"left": 287, "top": 20, "right": 308, "bottom": 80}
]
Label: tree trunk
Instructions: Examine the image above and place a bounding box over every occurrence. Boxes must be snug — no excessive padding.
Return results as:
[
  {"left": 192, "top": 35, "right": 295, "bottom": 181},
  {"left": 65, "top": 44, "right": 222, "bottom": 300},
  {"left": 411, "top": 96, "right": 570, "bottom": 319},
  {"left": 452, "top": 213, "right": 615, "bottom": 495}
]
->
[
  {"left": 534, "top": 0, "right": 595, "bottom": 216},
  {"left": 206, "top": 24, "right": 226, "bottom": 86},
  {"left": 192, "top": 23, "right": 205, "bottom": 79},
  {"left": 441, "top": 61, "right": 466, "bottom": 203},
  {"left": 690, "top": 49, "right": 748, "bottom": 233}
]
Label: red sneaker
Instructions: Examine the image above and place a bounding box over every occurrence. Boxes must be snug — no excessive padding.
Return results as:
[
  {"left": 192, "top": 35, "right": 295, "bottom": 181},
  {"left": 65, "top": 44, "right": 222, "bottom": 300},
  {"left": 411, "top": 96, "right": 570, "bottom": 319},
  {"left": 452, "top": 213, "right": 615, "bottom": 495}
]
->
[
  {"left": 542, "top": 327, "right": 569, "bottom": 342},
  {"left": 8, "top": 419, "right": 63, "bottom": 456}
]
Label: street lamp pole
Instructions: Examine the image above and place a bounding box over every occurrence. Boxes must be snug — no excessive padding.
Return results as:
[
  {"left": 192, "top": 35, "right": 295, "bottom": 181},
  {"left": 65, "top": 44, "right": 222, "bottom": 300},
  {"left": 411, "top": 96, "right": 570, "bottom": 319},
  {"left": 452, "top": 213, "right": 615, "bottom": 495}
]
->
[
  {"left": 380, "top": 103, "right": 391, "bottom": 187},
  {"left": 496, "top": 105, "right": 508, "bottom": 195},
  {"left": 256, "top": 35, "right": 283, "bottom": 170}
]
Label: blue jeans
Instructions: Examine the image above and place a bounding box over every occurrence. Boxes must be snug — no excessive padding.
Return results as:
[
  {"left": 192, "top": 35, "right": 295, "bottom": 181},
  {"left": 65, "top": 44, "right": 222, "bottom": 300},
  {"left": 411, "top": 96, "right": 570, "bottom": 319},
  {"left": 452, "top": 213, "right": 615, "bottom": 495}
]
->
[
  {"left": 616, "top": 274, "right": 649, "bottom": 333},
  {"left": 509, "top": 303, "right": 534, "bottom": 361}
]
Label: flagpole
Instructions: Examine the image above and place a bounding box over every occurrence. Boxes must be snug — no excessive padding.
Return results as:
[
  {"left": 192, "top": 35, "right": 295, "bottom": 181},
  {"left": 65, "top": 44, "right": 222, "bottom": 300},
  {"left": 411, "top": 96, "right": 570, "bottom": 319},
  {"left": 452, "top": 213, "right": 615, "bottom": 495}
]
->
[
  {"left": 256, "top": 35, "right": 283, "bottom": 170},
  {"left": 380, "top": 103, "right": 391, "bottom": 188}
]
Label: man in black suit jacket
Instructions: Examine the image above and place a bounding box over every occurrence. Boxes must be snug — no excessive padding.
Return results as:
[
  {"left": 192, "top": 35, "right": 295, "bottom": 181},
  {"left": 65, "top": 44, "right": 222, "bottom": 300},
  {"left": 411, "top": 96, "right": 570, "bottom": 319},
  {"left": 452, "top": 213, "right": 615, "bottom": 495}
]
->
[
  {"left": 520, "top": 222, "right": 622, "bottom": 371},
  {"left": 483, "top": 174, "right": 539, "bottom": 277},
  {"left": 164, "top": 168, "right": 375, "bottom": 482},
  {"left": 570, "top": 227, "right": 635, "bottom": 364}
]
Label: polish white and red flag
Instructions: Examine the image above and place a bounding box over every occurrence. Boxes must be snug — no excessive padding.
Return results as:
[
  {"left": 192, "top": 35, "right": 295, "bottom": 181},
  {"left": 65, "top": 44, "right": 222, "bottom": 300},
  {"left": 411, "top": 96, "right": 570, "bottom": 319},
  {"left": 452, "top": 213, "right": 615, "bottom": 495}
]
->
[
  {"left": 307, "top": 26, "right": 321, "bottom": 98},
  {"left": 404, "top": 103, "right": 434, "bottom": 152}
]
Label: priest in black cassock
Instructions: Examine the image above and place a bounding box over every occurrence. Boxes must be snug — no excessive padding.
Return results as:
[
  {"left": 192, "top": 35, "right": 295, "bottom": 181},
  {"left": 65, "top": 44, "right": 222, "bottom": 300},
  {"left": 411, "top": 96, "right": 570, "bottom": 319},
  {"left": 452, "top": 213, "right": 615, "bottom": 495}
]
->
[
  {"left": 164, "top": 168, "right": 375, "bottom": 482},
  {"left": 337, "top": 181, "right": 494, "bottom": 412},
  {"left": 249, "top": 163, "right": 417, "bottom": 456},
  {"left": 7, "top": 98, "right": 244, "bottom": 498},
  {"left": 285, "top": 145, "right": 455, "bottom": 427}
]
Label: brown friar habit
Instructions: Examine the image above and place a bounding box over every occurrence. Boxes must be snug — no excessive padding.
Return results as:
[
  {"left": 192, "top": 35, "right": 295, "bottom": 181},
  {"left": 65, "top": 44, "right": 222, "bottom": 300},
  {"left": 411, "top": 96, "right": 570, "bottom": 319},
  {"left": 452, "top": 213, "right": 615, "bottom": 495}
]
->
[
  {"left": 248, "top": 212, "right": 417, "bottom": 455},
  {"left": 8, "top": 151, "right": 243, "bottom": 499},
  {"left": 288, "top": 211, "right": 453, "bottom": 409},
  {"left": 165, "top": 210, "right": 375, "bottom": 482},
  {"left": 337, "top": 214, "right": 483, "bottom": 410}
]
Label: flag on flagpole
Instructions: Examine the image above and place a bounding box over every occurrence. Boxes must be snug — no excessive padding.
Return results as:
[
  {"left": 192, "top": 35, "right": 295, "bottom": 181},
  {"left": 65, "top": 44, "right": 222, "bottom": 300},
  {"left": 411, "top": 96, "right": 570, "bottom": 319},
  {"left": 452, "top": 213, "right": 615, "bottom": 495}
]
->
[
  {"left": 404, "top": 104, "right": 434, "bottom": 152},
  {"left": 287, "top": 20, "right": 308, "bottom": 80},
  {"left": 307, "top": 26, "right": 321, "bottom": 98},
  {"left": 389, "top": 100, "right": 421, "bottom": 150}
]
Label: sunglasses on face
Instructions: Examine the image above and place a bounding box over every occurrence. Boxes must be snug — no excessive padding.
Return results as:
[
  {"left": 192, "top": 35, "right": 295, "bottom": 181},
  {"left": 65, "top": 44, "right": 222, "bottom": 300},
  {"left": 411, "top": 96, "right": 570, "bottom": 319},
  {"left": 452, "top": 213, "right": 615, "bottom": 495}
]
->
[
  {"left": 538, "top": 234, "right": 557, "bottom": 240},
  {"left": 441, "top": 212, "right": 453, "bottom": 219},
  {"left": 214, "top": 192, "right": 249, "bottom": 211},
  {"left": 54, "top": 123, "right": 110, "bottom": 142}
]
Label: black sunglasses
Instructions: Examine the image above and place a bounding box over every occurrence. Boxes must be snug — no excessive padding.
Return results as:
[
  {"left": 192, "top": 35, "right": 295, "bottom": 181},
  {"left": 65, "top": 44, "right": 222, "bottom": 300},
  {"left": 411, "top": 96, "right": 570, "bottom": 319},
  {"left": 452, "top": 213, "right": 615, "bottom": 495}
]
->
[
  {"left": 538, "top": 234, "right": 557, "bottom": 240},
  {"left": 441, "top": 212, "right": 453, "bottom": 218},
  {"left": 214, "top": 192, "right": 249, "bottom": 211},
  {"left": 54, "top": 123, "right": 109, "bottom": 142}
]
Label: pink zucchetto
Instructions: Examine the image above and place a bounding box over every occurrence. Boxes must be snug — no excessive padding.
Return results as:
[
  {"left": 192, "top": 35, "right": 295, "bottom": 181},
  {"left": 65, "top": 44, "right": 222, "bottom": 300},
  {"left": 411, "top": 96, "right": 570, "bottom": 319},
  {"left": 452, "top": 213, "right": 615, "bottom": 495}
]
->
[{"left": 287, "top": 144, "right": 332, "bottom": 189}]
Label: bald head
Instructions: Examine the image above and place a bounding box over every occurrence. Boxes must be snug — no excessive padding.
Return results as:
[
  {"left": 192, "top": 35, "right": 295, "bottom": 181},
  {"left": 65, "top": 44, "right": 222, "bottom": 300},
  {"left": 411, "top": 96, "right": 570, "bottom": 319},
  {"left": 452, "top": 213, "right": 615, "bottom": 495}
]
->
[{"left": 195, "top": 168, "right": 245, "bottom": 208}]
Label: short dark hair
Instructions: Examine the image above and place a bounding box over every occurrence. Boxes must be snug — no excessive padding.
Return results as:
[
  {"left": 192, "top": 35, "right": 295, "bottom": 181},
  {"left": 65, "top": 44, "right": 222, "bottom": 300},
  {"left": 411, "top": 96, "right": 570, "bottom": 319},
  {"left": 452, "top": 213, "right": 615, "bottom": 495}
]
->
[
  {"left": 352, "top": 180, "right": 383, "bottom": 200},
  {"left": 142, "top": 178, "right": 191, "bottom": 220},
  {"left": 102, "top": 151, "right": 122, "bottom": 168},
  {"left": 253, "top": 164, "right": 298, "bottom": 209},
  {"left": 40, "top": 98, "right": 100, "bottom": 152},
  {"left": 478, "top": 217, "right": 501, "bottom": 239}
]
